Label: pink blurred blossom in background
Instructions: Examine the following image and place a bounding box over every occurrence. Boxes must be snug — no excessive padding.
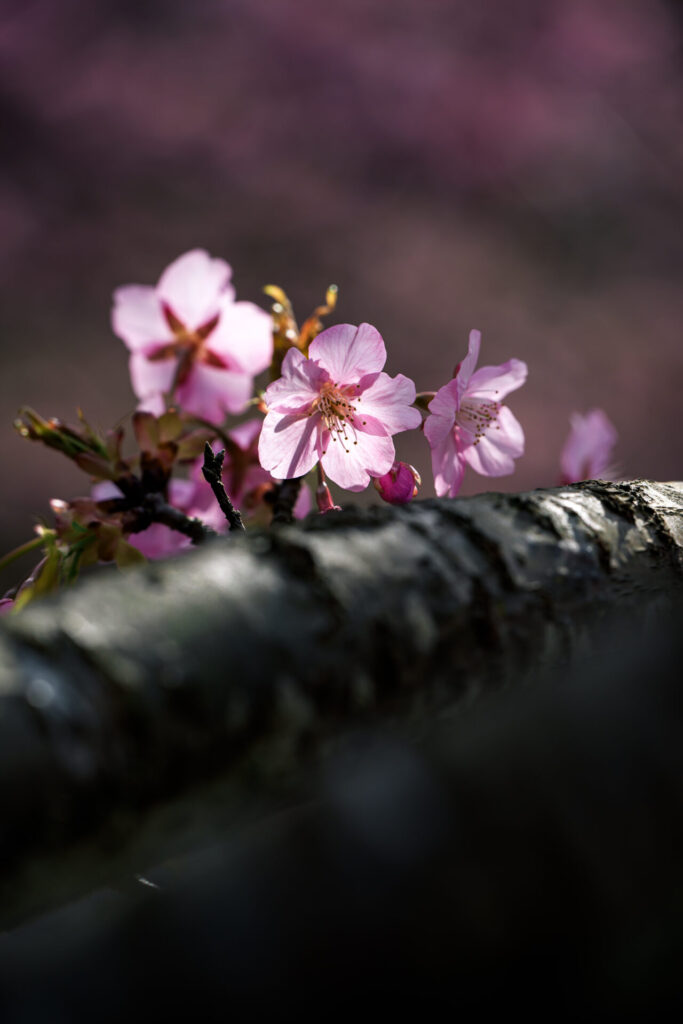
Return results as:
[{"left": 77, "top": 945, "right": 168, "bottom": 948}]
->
[
  {"left": 560, "top": 408, "right": 618, "bottom": 483},
  {"left": 112, "top": 249, "right": 272, "bottom": 424}
]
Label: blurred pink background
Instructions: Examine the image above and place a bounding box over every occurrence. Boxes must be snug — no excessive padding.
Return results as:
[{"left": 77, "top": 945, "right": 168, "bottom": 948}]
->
[{"left": 1, "top": 0, "right": 682, "bottom": 568}]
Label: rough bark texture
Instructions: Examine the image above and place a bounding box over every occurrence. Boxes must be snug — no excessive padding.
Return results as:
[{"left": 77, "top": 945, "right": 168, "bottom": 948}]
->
[{"left": 1, "top": 479, "right": 682, "bottom": 928}]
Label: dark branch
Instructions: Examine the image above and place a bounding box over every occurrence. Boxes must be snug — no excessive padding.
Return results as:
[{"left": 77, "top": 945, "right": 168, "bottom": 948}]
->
[
  {"left": 270, "top": 476, "right": 303, "bottom": 524},
  {"left": 0, "top": 479, "right": 682, "bottom": 927},
  {"left": 142, "top": 493, "right": 218, "bottom": 545},
  {"left": 201, "top": 442, "right": 245, "bottom": 532}
]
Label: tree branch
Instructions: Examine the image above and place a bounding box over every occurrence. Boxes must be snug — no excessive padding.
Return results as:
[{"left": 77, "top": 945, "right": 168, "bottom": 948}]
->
[
  {"left": 0, "top": 479, "right": 682, "bottom": 926},
  {"left": 141, "top": 493, "right": 218, "bottom": 544},
  {"left": 270, "top": 476, "right": 303, "bottom": 524},
  {"left": 200, "top": 442, "right": 245, "bottom": 532}
]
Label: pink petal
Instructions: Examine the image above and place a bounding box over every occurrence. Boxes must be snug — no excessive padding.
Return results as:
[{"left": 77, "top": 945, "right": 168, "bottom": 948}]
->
[
  {"left": 229, "top": 417, "right": 263, "bottom": 452},
  {"left": 259, "top": 410, "right": 321, "bottom": 479},
  {"left": 308, "top": 323, "right": 386, "bottom": 386},
  {"left": 356, "top": 371, "right": 421, "bottom": 435},
  {"left": 321, "top": 425, "right": 395, "bottom": 491},
  {"left": 129, "top": 523, "right": 192, "bottom": 560},
  {"left": 560, "top": 409, "right": 618, "bottom": 482},
  {"left": 424, "top": 414, "right": 452, "bottom": 451},
  {"left": 0, "top": 598, "right": 14, "bottom": 616},
  {"left": 293, "top": 484, "right": 312, "bottom": 519},
  {"left": 466, "top": 358, "right": 528, "bottom": 401},
  {"left": 168, "top": 477, "right": 198, "bottom": 510},
  {"left": 176, "top": 363, "right": 252, "bottom": 423},
  {"left": 92, "top": 481, "right": 124, "bottom": 501},
  {"left": 208, "top": 301, "right": 273, "bottom": 376},
  {"left": 136, "top": 393, "right": 167, "bottom": 417},
  {"left": 430, "top": 430, "right": 466, "bottom": 498},
  {"left": 454, "top": 329, "right": 481, "bottom": 398},
  {"left": 129, "top": 352, "right": 177, "bottom": 405},
  {"left": 112, "top": 285, "right": 171, "bottom": 352},
  {"left": 426, "top": 379, "right": 460, "bottom": 423},
  {"left": 264, "top": 348, "right": 328, "bottom": 413},
  {"left": 463, "top": 406, "right": 524, "bottom": 476},
  {"left": 157, "top": 249, "right": 234, "bottom": 329}
]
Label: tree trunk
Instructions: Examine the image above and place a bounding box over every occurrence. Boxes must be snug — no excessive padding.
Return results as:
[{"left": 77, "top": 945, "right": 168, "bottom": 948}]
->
[{"left": 1, "top": 479, "right": 682, "bottom": 927}]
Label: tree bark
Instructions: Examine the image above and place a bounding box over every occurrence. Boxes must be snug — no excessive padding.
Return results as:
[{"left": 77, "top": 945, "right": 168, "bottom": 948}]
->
[{"left": 1, "top": 479, "right": 682, "bottom": 927}]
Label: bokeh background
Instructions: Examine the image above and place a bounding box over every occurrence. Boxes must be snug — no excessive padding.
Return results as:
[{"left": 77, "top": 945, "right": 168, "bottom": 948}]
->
[{"left": 1, "top": 0, "right": 682, "bottom": 565}]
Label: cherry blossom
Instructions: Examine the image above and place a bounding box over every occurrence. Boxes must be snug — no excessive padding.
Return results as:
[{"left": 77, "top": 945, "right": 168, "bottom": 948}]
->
[
  {"left": 112, "top": 249, "right": 273, "bottom": 424},
  {"left": 374, "top": 462, "right": 421, "bottom": 505},
  {"left": 258, "top": 323, "right": 421, "bottom": 491},
  {"left": 0, "top": 598, "right": 13, "bottom": 616},
  {"left": 424, "top": 330, "right": 527, "bottom": 497},
  {"left": 560, "top": 409, "right": 617, "bottom": 483}
]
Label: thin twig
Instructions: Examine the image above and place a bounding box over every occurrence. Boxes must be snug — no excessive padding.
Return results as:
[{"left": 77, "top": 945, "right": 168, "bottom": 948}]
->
[
  {"left": 271, "top": 477, "right": 303, "bottom": 525},
  {"left": 201, "top": 443, "right": 245, "bottom": 533}
]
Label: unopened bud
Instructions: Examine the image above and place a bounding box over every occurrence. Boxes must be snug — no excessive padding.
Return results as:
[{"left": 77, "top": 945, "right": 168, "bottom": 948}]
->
[{"left": 373, "top": 462, "right": 421, "bottom": 505}]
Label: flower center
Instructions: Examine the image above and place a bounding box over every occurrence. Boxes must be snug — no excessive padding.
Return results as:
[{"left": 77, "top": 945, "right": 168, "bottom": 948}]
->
[
  {"left": 148, "top": 304, "right": 224, "bottom": 383},
  {"left": 456, "top": 397, "right": 501, "bottom": 445},
  {"left": 311, "top": 380, "right": 363, "bottom": 454}
]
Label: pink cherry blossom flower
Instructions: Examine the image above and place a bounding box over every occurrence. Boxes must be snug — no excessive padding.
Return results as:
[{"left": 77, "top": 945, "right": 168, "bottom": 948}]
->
[
  {"left": 560, "top": 409, "right": 618, "bottom": 483},
  {"left": 424, "top": 330, "right": 527, "bottom": 497},
  {"left": 0, "top": 598, "right": 14, "bottom": 616},
  {"left": 112, "top": 249, "right": 273, "bottom": 424},
  {"left": 373, "top": 462, "right": 421, "bottom": 505},
  {"left": 258, "top": 323, "right": 422, "bottom": 491}
]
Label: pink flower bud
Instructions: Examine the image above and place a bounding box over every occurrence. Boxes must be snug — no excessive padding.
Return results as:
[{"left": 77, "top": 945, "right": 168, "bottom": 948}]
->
[
  {"left": 316, "top": 482, "right": 341, "bottom": 514},
  {"left": 373, "top": 462, "right": 421, "bottom": 505}
]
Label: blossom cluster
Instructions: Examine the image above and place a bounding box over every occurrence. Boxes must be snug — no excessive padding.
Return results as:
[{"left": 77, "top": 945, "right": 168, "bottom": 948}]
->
[{"left": 1, "top": 248, "right": 618, "bottom": 612}]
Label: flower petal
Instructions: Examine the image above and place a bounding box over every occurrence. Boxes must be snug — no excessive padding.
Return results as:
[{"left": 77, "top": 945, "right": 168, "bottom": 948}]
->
[
  {"left": 92, "top": 481, "right": 123, "bottom": 501},
  {"left": 430, "top": 429, "right": 466, "bottom": 498},
  {"left": 309, "top": 323, "right": 386, "bottom": 385},
  {"left": 129, "top": 352, "right": 177, "bottom": 403},
  {"left": 560, "top": 409, "right": 618, "bottom": 482},
  {"left": 259, "top": 410, "right": 321, "bottom": 479},
  {"left": 207, "top": 300, "right": 273, "bottom": 376},
  {"left": 463, "top": 406, "right": 524, "bottom": 476},
  {"left": 466, "top": 358, "right": 528, "bottom": 401},
  {"left": 293, "top": 484, "right": 312, "bottom": 519},
  {"left": 157, "top": 249, "right": 234, "bottom": 329},
  {"left": 229, "top": 417, "right": 263, "bottom": 452},
  {"left": 129, "top": 523, "right": 192, "bottom": 560},
  {"left": 112, "top": 285, "right": 171, "bottom": 352},
  {"left": 454, "top": 329, "right": 481, "bottom": 399},
  {"left": 321, "top": 424, "right": 395, "bottom": 491},
  {"left": 176, "top": 363, "right": 252, "bottom": 422},
  {"left": 356, "top": 371, "right": 421, "bottom": 435},
  {"left": 264, "top": 348, "right": 328, "bottom": 413},
  {"left": 427, "top": 378, "right": 459, "bottom": 422}
]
